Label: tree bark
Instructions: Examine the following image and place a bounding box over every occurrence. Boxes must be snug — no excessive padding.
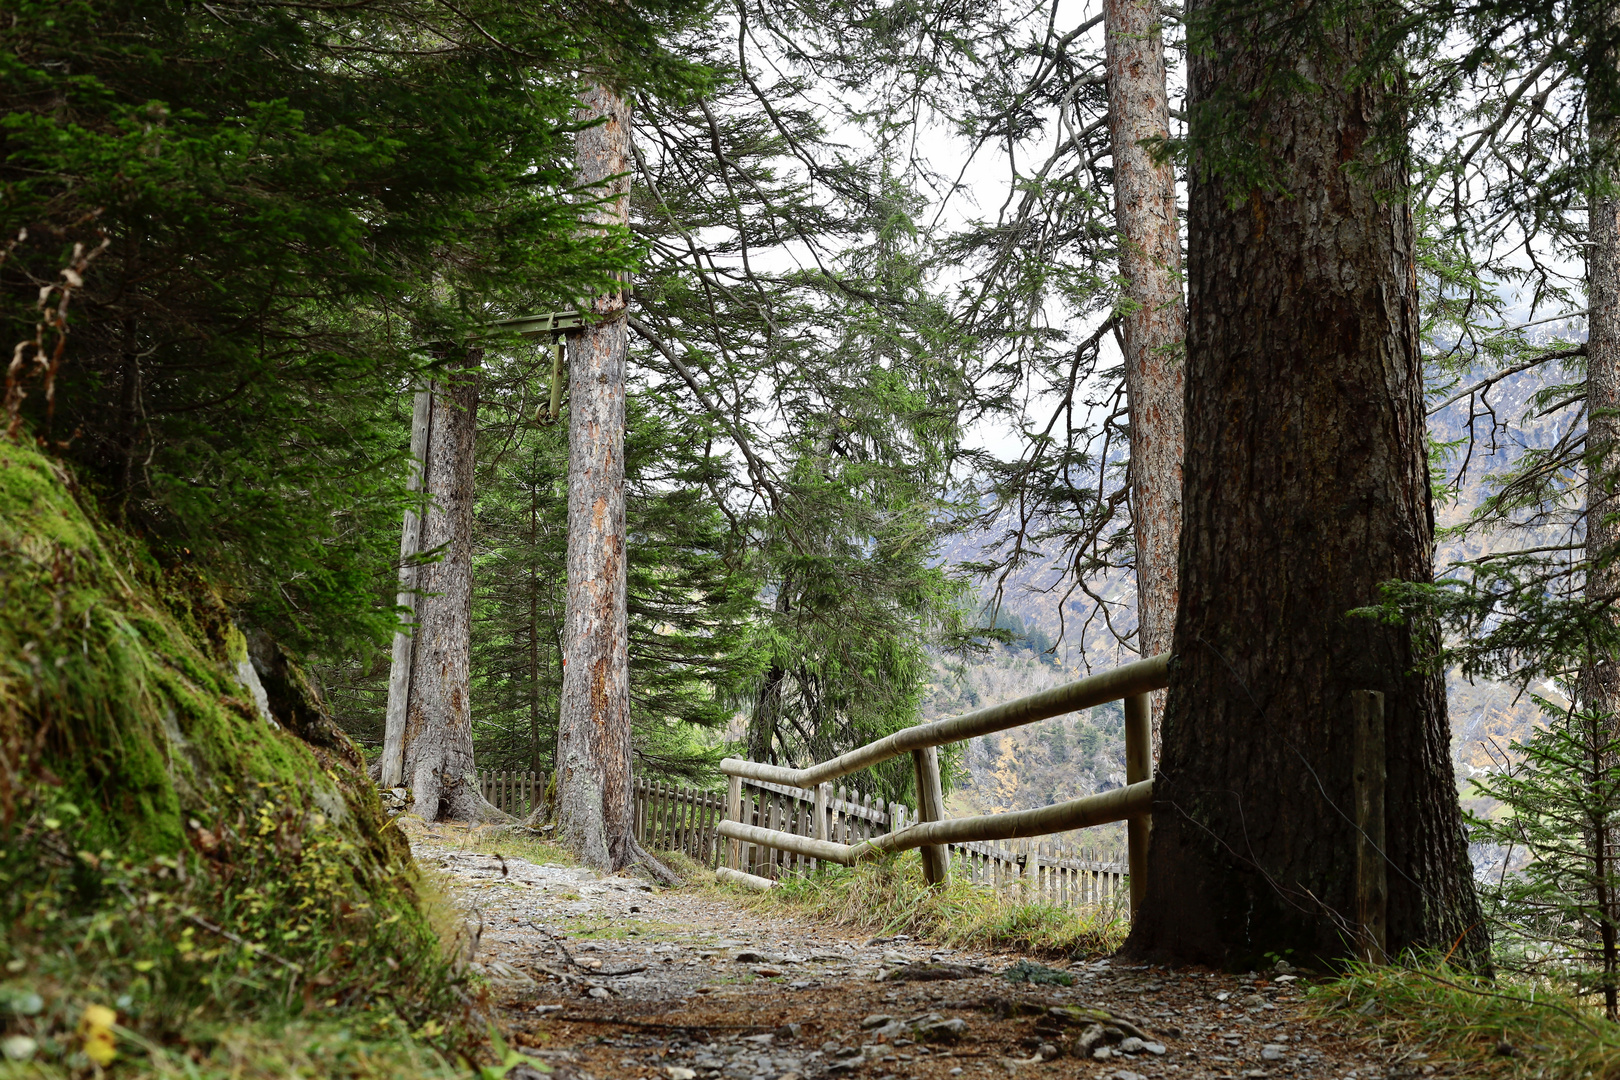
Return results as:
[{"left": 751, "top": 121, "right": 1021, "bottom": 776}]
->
[
  {"left": 1104, "top": 0, "right": 1185, "bottom": 753},
  {"left": 529, "top": 452, "right": 545, "bottom": 778},
  {"left": 1583, "top": 0, "right": 1620, "bottom": 1014},
  {"left": 1585, "top": 6, "right": 1620, "bottom": 735},
  {"left": 400, "top": 350, "right": 503, "bottom": 822},
  {"left": 552, "top": 83, "right": 638, "bottom": 871},
  {"left": 381, "top": 388, "right": 431, "bottom": 787},
  {"left": 1124, "top": 9, "right": 1485, "bottom": 967}
]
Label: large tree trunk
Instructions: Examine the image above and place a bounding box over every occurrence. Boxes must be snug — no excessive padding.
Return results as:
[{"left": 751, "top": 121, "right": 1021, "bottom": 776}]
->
[
  {"left": 552, "top": 83, "right": 639, "bottom": 871},
  {"left": 1125, "top": 8, "right": 1484, "bottom": 967},
  {"left": 1104, "top": 0, "right": 1185, "bottom": 752},
  {"left": 400, "top": 350, "right": 503, "bottom": 822}
]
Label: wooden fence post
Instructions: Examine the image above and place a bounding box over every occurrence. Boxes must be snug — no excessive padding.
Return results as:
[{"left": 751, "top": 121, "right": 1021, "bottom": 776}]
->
[
  {"left": 911, "top": 746, "right": 950, "bottom": 886},
  {"left": 1125, "top": 692, "right": 1152, "bottom": 919},
  {"left": 1353, "top": 689, "right": 1388, "bottom": 964},
  {"left": 813, "top": 782, "right": 829, "bottom": 873},
  {"left": 726, "top": 774, "right": 743, "bottom": 870}
]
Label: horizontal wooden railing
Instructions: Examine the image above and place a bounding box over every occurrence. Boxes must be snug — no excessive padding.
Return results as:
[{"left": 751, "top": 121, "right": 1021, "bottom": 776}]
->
[
  {"left": 720, "top": 775, "right": 1129, "bottom": 907},
  {"left": 718, "top": 654, "right": 1170, "bottom": 915},
  {"left": 474, "top": 768, "right": 1132, "bottom": 910}
]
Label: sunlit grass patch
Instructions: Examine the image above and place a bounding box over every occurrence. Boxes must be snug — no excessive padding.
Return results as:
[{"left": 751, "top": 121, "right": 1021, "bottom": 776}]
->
[
  {"left": 1315, "top": 962, "right": 1620, "bottom": 1079},
  {"left": 720, "top": 852, "right": 1128, "bottom": 956},
  {"left": 408, "top": 819, "right": 578, "bottom": 868}
]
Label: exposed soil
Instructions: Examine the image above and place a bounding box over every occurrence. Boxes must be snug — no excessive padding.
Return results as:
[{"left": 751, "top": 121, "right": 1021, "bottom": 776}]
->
[{"left": 410, "top": 825, "right": 1432, "bottom": 1080}]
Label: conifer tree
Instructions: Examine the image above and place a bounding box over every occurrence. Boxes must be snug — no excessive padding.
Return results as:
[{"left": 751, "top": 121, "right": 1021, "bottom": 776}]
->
[
  {"left": 553, "top": 82, "right": 651, "bottom": 871},
  {"left": 1126, "top": 0, "right": 1483, "bottom": 966},
  {"left": 0, "top": 0, "right": 687, "bottom": 657},
  {"left": 1105, "top": 0, "right": 1186, "bottom": 744}
]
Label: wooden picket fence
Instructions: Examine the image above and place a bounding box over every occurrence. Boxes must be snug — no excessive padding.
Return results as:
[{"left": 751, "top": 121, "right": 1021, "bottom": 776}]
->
[
  {"left": 730, "top": 776, "right": 1128, "bottom": 907},
  {"left": 479, "top": 769, "right": 545, "bottom": 817},
  {"left": 476, "top": 768, "right": 1127, "bottom": 907}
]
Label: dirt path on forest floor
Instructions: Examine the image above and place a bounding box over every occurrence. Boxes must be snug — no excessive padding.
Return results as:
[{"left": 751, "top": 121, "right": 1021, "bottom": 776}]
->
[{"left": 409, "top": 824, "right": 1433, "bottom": 1080}]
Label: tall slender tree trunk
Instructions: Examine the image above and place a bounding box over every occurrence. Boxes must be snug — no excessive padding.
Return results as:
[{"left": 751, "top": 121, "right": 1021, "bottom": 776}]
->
[
  {"left": 380, "top": 388, "right": 431, "bottom": 787},
  {"left": 1104, "top": 0, "right": 1185, "bottom": 752},
  {"left": 1125, "top": 6, "right": 1484, "bottom": 966},
  {"left": 1583, "top": 0, "right": 1620, "bottom": 1013},
  {"left": 399, "top": 350, "right": 502, "bottom": 822},
  {"left": 529, "top": 458, "right": 544, "bottom": 778},
  {"left": 552, "top": 83, "right": 638, "bottom": 871}
]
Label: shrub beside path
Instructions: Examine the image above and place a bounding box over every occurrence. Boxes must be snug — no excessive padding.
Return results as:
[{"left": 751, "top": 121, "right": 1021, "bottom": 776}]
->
[{"left": 410, "top": 824, "right": 1433, "bottom": 1080}]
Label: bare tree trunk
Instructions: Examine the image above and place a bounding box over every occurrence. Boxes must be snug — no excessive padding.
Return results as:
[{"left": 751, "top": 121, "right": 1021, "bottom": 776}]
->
[
  {"left": 1584, "top": 0, "right": 1620, "bottom": 1014},
  {"left": 529, "top": 456, "right": 545, "bottom": 778},
  {"left": 400, "top": 350, "right": 505, "bottom": 822},
  {"left": 1105, "top": 0, "right": 1185, "bottom": 753},
  {"left": 551, "top": 83, "right": 641, "bottom": 871},
  {"left": 380, "top": 388, "right": 431, "bottom": 787},
  {"left": 1124, "top": 4, "right": 1484, "bottom": 967}
]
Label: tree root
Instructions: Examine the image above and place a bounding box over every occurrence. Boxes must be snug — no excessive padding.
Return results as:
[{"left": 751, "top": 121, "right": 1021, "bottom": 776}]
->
[{"left": 626, "top": 837, "right": 680, "bottom": 886}]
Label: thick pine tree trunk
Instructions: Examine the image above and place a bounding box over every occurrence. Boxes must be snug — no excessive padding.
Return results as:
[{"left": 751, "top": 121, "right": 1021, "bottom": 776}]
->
[
  {"left": 1125, "top": 9, "right": 1484, "bottom": 966},
  {"left": 1105, "top": 0, "right": 1185, "bottom": 750},
  {"left": 399, "top": 351, "right": 503, "bottom": 822},
  {"left": 552, "top": 83, "right": 638, "bottom": 871}
]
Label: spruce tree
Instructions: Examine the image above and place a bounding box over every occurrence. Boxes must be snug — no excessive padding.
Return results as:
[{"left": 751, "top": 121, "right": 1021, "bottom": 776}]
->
[
  {"left": 1125, "top": 0, "right": 1484, "bottom": 967},
  {"left": 0, "top": 0, "right": 693, "bottom": 656}
]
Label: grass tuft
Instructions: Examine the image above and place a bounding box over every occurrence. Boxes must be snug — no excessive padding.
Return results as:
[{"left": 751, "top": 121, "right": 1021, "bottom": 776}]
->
[
  {"left": 1316, "top": 962, "right": 1620, "bottom": 1079},
  {"left": 724, "top": 853, "right": 1128, "bottom": 957}
]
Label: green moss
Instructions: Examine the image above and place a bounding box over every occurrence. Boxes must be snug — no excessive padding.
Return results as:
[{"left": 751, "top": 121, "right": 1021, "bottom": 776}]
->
[
  {"left": 0, "top": 442, "right": 96, "bottom": 550},
  {"left": 0, "top": 438, "right": 472, "bottom": 1074},
  {"left": 0, "top": 437, "right": 346, "bottom": 854}
]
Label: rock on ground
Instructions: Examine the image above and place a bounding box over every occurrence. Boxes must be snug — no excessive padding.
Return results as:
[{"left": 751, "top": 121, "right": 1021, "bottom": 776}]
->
[{"left": 409, "top": 823, "right": 1432, "bottom": 1080}]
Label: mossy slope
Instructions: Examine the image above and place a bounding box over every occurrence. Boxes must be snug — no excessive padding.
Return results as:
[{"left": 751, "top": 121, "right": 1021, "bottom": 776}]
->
[{"left": 0, "top": 438, "right": 469, "bottom": 1077}]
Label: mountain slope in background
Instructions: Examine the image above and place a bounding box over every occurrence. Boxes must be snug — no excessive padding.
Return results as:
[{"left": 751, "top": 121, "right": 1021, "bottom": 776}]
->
[{"left": 936, "top": 355, "right": 1578, "bottom": 873}]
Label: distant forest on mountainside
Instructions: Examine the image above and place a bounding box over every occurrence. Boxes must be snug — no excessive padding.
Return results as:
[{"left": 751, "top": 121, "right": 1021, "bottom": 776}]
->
[{"left": 930, "top": 340, "right": 1583, "bottom": 874}]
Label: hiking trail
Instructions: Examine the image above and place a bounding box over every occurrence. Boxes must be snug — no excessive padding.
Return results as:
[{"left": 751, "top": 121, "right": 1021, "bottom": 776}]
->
[{"left": 410, "top": 825, "right": 1430, "bottom": 1080}]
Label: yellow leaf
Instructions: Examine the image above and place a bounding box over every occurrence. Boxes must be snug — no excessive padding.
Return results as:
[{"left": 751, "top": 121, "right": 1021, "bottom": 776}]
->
[{"left": 77, "top": 1004, "right": 117, "bottom": 1066}]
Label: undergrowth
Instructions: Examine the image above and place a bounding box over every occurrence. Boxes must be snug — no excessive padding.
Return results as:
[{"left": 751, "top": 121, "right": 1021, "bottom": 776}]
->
[
  {"left": 0, "top": 789, "right": 481, "bottom": 1077},
  {"left": 727, "top": 853, "right": 1128, "bottom": 957},
  {"left": 0, "top": 439, "right": 481, "bottom": 1076},
  {"left": 1318, "top": 963, "right": 1620, "bottom": 1079}
]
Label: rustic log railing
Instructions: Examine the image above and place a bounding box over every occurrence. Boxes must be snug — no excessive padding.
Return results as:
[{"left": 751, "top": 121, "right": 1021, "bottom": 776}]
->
[
  {"left": 473, "top": 768, "right": 1130, "bottom": 909},
  {"left": 718, "top": 653, "right": 1170, "bottom": 915}
]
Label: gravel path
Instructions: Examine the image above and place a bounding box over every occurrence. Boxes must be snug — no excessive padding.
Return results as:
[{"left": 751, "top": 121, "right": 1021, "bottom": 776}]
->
[{"left": 409, "top": 825, "right": 1433, "bottom": 1080}]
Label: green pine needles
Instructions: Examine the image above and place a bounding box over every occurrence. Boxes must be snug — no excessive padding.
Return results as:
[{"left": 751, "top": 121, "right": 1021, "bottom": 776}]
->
[{"left": 1471, "top": 696, "right": 1620, "bottom": 1020}]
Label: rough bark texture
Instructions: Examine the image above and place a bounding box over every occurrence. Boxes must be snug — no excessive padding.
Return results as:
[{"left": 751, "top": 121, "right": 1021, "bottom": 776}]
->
[
  {"left": 1124, "top": 12, "right": 1484, "bottom": 967},
  {"left": 1587, "top": 21, "right": 1620, "bottom": 719},
  {"left": 1583, "top": 9, "right": 1620, "bottom": 1015},
  {"left": 1105, "top": 0, "right": 1185, "bottom": 750},
  {"left": 380, "top": 388, "right": 431, "bottom": 787},
  {"left": 553, "top": 83, "right": 637, "bottom": 871},
  {"left": 400, "top": 352, "right": 498, "bottom": 822}
]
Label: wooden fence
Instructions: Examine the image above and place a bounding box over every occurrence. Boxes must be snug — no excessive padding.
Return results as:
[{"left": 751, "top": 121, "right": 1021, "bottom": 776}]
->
[
  {"left": 474, "top": 768, "right": 1127, "bottom": 907},
  {"left": 729, "top": 776, "right": 1128, "bottom": 906},
  {"left": 717, "top": 655, "right": 1166, "bottom": 914}
]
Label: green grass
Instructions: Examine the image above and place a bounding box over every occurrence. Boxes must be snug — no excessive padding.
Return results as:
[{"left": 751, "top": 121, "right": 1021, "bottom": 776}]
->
[
  {"left": 426, "top": 821, "right": 579, "bottom": 868},
  {"left": 721, "top": 852, "right": 1128, "bottom": 956},
  {"left": 1316, "top": 963, "right": 1620, "bottom": 1079}
]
